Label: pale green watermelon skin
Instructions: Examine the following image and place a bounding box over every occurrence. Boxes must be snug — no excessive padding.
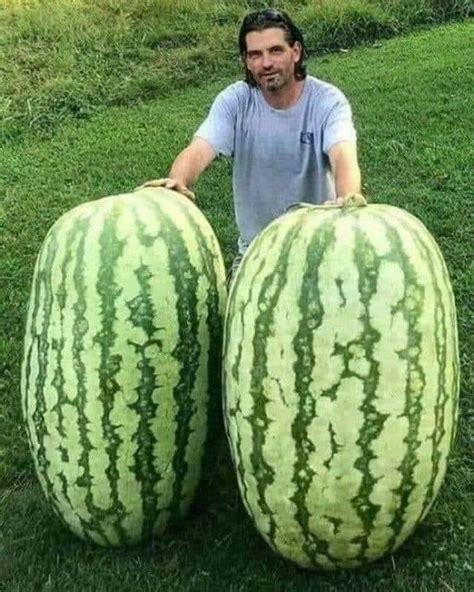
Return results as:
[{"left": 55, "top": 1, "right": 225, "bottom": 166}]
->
[
  {"left": 21, "top": 187, "right": 226, "bottom": 546},
  {"left": 223, "top": 203, "right": 459, "bottom": 569}
]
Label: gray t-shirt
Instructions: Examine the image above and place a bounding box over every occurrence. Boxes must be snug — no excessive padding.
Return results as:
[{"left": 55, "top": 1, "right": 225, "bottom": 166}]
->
[{"left": 195, "top": 75, "right": 357, "bottom": 253}]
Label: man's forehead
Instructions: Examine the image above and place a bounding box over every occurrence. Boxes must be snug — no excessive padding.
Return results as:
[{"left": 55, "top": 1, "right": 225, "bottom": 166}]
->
[{"left": 245, "top": 27, "right": 288, "bottom": 50}]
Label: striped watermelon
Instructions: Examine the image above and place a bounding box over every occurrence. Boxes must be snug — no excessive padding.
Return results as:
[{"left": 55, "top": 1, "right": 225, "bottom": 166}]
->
[
  {"left": 21, "top": 187, "right": 226, "bottom": 546},
  {"left": 223, "top": 197, "right": 459, "bottom": 569}
]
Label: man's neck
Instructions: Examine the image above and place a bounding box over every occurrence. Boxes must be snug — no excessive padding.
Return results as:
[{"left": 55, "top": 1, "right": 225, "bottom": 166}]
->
[{"left": 261, "top": 79, "right": 305, "bottom": 110}]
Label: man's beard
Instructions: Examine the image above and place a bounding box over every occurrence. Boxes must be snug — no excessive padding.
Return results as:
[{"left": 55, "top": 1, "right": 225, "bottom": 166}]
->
[{"left": 259, "top": 71, "right": 286, "bottom": 92}]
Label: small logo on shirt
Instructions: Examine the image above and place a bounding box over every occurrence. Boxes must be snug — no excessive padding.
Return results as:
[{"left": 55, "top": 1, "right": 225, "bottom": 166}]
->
[{"left": 300, "top": 132, "right": 314, "bottom": 145}]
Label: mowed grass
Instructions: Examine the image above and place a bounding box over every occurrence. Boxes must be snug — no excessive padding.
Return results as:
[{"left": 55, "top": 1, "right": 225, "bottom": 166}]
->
[{"left": 0, "top": 21, "right": 473, "bottom": 591}]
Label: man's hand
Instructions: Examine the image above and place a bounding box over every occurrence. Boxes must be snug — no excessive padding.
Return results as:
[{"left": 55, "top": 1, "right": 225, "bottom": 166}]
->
[
  {"left": 324, "top": 196, "right": 347, "bottom": 205},
  {"left": 135, "top": 178, "right": 196, "bottom": 201},
  {"left": 135, "top": 138, "right": 216, "bottom": 203},
  {"left": 324, "top": 193, "right": 363, "bottom": 205},
  {"left": 324, "top": 193, "right": 366, "bottom": 206}
]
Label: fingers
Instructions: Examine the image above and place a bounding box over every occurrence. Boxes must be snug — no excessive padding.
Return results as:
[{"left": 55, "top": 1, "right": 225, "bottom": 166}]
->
[
  {"left": 180, "top": 187, "right": 196, "bottom": 201},
  {"left": 134, "top": 178, "right": 196, "bottom": 201},
  {"left": 134, "top": 178, "right": 169, "bottom": 191},
  {"left": 324, "top": 195, "right": 362, "bottom": 206}
]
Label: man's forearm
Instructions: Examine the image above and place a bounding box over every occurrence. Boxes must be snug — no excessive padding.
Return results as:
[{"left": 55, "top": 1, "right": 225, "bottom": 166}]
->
[
  {"left": 169, "top": 139, "right": 216, "bottom": 188},
  {"left": 335, "top": 163, "right": 362, "bottom": 198},
  {"left": 169, "top": 148, "right": 201, "bottom": 187},
  {"left": 328, "top": 141, "right": 362, "bottom": 199}
]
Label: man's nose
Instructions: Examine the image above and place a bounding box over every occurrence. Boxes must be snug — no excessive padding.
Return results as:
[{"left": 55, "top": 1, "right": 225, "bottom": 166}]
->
[{"left": 262, "top": 52, "right": 273, "bottom": 69}]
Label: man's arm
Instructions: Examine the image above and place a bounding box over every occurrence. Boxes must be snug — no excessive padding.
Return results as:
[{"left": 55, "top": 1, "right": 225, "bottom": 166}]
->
[
  {"left": 328, "top": 141, "right": 362, "bottom": 201},
  {"left": 137, "top": 137, "right": 216, "bottom": 199},
  {"left": 169, "top": 137, "right": 217, "bottom": 188}
]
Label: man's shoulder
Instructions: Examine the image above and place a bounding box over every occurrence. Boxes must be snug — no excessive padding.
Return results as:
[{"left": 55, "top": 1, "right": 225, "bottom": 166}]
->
[
  {"left": 216, "top": 81, "right": 252, "bottom": 103},
  {"left": 305, "top": 75, "right": 350, "bottom": 105}
]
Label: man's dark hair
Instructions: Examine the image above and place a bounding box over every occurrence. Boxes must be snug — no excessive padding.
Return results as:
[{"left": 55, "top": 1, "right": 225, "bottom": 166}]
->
[{"left": 238, "top": 9, "right": 307, "bottom": 86}]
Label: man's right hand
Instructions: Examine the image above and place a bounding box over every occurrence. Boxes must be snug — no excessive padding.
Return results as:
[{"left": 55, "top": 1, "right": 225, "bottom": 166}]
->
[{"left": 135, "top": 178, "right": 196, "bottom": 202}]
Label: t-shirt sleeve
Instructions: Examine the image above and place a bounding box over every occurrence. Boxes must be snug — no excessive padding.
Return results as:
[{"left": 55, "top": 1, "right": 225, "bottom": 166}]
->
[
  {"left": 194, "top": 86, "right": 237, "bottom": 157},
  {"left": 322, "top": 90, "right": 357, "bottom": 155}
]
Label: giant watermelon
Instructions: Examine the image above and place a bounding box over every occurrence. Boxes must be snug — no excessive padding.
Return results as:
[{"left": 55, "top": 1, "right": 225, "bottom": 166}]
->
[
  {"left": 21, "top": 187, "right": 226, "bottom": 546},
  {"left": 223, "top": 196, "right": 459, "bottom": 569}
]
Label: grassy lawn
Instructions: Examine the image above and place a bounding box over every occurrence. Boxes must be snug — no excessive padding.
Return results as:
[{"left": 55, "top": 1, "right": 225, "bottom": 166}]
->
[{"left": 1, "top": 21, "right": 473, "bottom": 591}]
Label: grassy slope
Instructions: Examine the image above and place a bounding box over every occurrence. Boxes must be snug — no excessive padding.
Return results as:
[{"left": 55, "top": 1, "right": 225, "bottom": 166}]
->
[
  {"left": 1, "top": 0, "right": 471, "bottom": 140},
  {"left": 0, "top": 21, "right": 473, "bottom": 591}
]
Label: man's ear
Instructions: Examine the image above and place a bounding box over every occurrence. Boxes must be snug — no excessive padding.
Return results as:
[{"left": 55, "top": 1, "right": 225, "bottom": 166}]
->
[{"left": 293, "top": 41, "right": 302, "bottom": 60}]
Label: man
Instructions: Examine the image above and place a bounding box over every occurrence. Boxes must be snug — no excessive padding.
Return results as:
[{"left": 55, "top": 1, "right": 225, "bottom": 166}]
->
[{"left": 139, "top": 9, "right": 361, "bottom": 278}]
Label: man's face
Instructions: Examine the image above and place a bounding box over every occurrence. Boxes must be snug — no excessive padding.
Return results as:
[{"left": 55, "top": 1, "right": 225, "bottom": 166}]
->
[{"left": 244, "top": 27, "right": 301, "bottom": 93}]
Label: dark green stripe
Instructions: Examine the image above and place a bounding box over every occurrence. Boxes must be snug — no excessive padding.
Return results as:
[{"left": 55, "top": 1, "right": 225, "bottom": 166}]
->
[
  {"left": 245, "top": 221, "right": 306, "bottom": 551},
  {"left": 323, "top": 422, "right": 343, "bottom": 471},
  {"left": 449, "top": 313, "right": 460, "bottom": 449},
  {"left": 22, "top": 254, "right": 44, "bottom": 456},
  {"left": 89, "top": 202, "right": 128, "bottom": 544},
  {"left": 391, "top": 216, "right": 456, "bottom": 524},
  {"left": 125, "top": 257, "right": 162, "bottom": 541},
  {"left": 290, "top": 218, "right": 341, "bottom": 567},
  {"left": 177, "top": 201, "right": 225, "bottom": 491},
  {"left": 428, "top": 238, "right": 460, "bottom": 451},
  {"left": 52, "top": 218, "right": 97, "bottom": 541},
  {"left": 350, "top": 218, "right": 387, "bottom": 561},
  {"left": 224, "top": 224, "right": 281, "bottom": 522},
  {"left": 380, "top": 215, "right": 427, "bottom": 554},
  {"left": 412, "top": 226, "right": 447, "bottom": 521},
  {"left": 29, "top": 225, "right": 61, "bottom": 508},
  {"left": 129, "top": 200, "right": 182, "bottom": 537},
  {"left": 222, "top": 265, "right": 244, "bottom": 501},
  {"left": 290, "top": 219, "right": 340, "bottom": 567},
  {"left": 229, "top": 247, "right": 268, "bottom": 385},
  {"left": 50, "top": 250, "right": 68, "bottom": 441},
  {"left": 175, "top": 198, "right": 224, "bottom": 448},
  {"left": 146, "top": 197, "right": 203, "bottom": 522}
]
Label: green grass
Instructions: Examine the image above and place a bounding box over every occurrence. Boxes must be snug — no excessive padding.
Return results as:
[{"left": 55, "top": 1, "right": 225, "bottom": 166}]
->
[
  {"left": 1, "top": 20, "right": 473, "bottom": 591},
  {"left": 0, "top": 0, "right": 472, "bottom": 140}
]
